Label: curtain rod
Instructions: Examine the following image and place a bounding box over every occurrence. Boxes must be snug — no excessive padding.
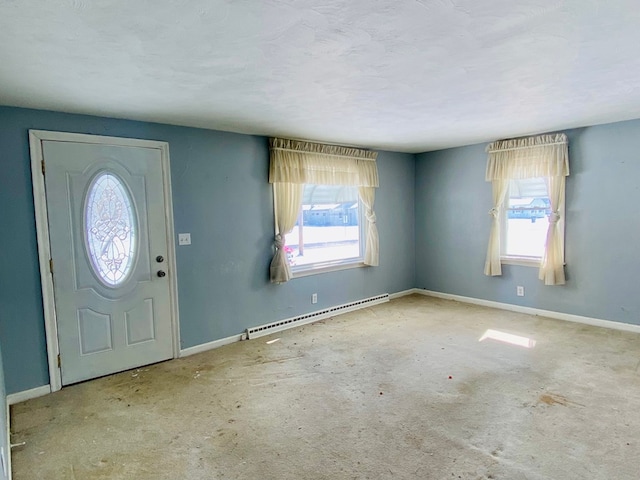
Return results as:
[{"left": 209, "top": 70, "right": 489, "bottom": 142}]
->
[
  {"left": 487, "top": 140, "right": 567, "bottom": 154},
  {"left": 270, "top": 147, "right": 377, "bottom": 161}
]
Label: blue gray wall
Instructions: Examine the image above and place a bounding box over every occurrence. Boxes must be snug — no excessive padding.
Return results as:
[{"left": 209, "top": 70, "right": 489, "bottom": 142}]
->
[
  {"left": 415, "top": 119, "right": 640, "bottom": 326},
  {"left": 0, "top": 106, "right": 416, "bottom": 395}
]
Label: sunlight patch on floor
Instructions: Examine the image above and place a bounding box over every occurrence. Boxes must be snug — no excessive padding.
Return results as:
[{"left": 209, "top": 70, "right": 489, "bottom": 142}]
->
[{"left": 479, "top": 329, "right": 537, "bottom": 348}]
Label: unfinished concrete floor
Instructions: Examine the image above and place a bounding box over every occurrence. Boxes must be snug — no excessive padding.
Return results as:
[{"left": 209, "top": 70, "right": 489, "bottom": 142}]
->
[{"left": 10, "top": 294, "right": 640, "bottom": 479}]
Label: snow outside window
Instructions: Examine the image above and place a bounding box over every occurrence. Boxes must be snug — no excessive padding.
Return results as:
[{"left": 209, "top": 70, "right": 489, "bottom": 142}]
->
[
  {"left": 502, "top": 177, "right": 564, "bottom": 262},
  {"left": 283, "top": 184, "right": 364, "bottom": 273}
]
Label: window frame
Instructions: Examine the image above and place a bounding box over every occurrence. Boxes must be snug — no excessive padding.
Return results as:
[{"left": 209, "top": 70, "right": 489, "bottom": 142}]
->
[
  {"left": 273, "top": 183, "right": 367, "bottom": 278},
  {"left": 499, "top": 177, "right": 566, "bottom": 268}
]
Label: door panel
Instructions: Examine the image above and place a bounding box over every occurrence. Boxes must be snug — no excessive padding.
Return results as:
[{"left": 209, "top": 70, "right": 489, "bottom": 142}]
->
[
  {"left": 125, "top": 299, "right": 156, "bottom": 345},
  {"left": 42, "top": 140, "right": 174, "bottom": 385},
  {"left": 78, "top": 309, "right": 113, "bottom": 355}
]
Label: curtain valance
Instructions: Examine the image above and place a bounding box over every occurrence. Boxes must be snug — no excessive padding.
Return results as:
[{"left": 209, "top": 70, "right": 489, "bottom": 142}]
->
[
  {"left": 269, "top": 137, "right": 379, "bottom": 187},
  {"left": 485, "top": 133, "right": 569, "bottom": 180}
]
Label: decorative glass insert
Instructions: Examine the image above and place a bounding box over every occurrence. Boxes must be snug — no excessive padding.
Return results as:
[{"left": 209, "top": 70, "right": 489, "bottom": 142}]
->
[{"left": 85, "top": 172, "right": 137, "bottom": 286}]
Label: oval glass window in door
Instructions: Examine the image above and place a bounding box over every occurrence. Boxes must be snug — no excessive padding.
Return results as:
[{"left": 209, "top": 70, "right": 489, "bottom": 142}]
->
[{"left": 84, "top": 172, "right": 137, "bottom": 286}]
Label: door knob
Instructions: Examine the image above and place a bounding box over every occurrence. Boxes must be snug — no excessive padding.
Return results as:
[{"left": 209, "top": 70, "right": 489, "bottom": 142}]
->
[
  {"left": 156, "top": 255, "right": 164, "bottom": 263},
  {"left": 157, "top": 270, "right": 166, "bottom": 278}
]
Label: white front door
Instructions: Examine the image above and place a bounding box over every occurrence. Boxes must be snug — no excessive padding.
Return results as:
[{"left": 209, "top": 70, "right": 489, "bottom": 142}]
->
[{"left": 36, "top": 134, "right": 176, "bottom": 386}]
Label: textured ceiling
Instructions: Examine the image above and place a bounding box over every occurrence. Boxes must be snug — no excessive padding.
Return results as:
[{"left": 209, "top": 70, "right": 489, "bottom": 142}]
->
[{"left": 1, "top": 0, "right": 640, "bottom": 153}]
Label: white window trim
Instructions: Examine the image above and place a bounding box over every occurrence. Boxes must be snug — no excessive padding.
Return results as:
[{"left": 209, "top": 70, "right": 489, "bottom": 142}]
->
[
  {"left": 500, "top": 256, "right": 541, "bottom": 267},
  {"left": 291, "top": 261, "right": 368, "bottom": 278}
]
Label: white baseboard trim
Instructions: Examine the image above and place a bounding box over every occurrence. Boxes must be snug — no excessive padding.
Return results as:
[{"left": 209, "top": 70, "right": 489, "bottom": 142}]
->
[
  {"left": 416, "top": 289, "right": 640, "bottom": 334},
  {"left": 179, "top": 333, "right": 246, "bottom": 358},
  {"left": 7, "top": 385, "right": 51, "bottom": 406},
  {"left": 5, "top": 401, "right": 11, "bottom": 480},
  {"left": 3, "top": 402, "right": 13, "bottom": 480},
  {"left": 389, "top": 288, "right": 419, "bottom": 300}
]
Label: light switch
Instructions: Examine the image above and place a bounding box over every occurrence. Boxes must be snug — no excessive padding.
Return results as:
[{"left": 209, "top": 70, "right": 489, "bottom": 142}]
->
[{"left": 178, "top": 233, "right": 191, "bottom": 245}]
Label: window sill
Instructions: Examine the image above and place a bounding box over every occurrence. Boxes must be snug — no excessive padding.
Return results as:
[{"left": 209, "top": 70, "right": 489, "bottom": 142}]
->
[
  {"left": 291, "top": 260, "right": 367, "bottom": 278},
  {"left": 501, "top": 256, "right": 541, "bottom": 268}
]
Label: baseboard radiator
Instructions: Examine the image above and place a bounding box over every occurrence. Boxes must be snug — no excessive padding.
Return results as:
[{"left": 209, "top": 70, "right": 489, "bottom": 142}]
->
[{"left": 246, "top": 293, "right": 390, "bottom": 340}]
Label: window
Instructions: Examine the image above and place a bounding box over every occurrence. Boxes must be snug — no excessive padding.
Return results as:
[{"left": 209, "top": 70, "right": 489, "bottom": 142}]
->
[
  {"left": 502, "top": 177, "right": 563, "bottom": 263},
  {"left": 484, "top": 133, "right": 569, "bottom": 285},
  {"left": 268, "top": 137, "right": 379, "bottom": 283},
  {"left": 84, "top": 171, "right": 137, "bottom": 286},
  {"left": 284, "top": 184, "right": 363, "bottom": 273}
]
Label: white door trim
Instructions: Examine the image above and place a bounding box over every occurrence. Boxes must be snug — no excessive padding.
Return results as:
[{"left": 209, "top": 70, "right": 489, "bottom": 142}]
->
[{"left": 29, "top": 130, "right": 180, "bottom": 392}]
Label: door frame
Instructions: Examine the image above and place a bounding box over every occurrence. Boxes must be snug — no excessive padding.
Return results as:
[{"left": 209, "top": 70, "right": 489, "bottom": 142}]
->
[{"left": 29, "top": 130, "right": 181, "bottom": 392}]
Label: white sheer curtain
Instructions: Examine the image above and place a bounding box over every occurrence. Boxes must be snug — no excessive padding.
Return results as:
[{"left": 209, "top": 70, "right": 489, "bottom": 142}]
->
[
  {"left": 539, "top": 175, "right": 565, "bottom": 285},
  {"left": 484, "top": 133, "right": 569, "bottom": 285},
  {"left": 358, "top": 186, "right": 379, "bottom": 266},
  {"left": 484, "top": 179, "right": 509, "bottom": 276},
  {"left": 269, "top": 138, "right": 379, "bottom": 283},
  {"left": 269, "top": 182, "right": 303, "bottom": 283}
]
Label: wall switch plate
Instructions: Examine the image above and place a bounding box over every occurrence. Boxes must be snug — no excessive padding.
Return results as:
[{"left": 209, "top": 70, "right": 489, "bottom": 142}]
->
[
  {"left": 312, "top": 293, "right": 318, "bottom": 304},
  {"left": 516, "top": 286, "right": 525, "bottom": 297},
  {"left": 178, "top": 233, "right": 191, "bottom": 245}
]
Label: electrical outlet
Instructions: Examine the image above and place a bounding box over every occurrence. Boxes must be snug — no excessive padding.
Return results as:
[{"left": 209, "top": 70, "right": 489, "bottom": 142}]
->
[
  {"left": 311, "top": 293, "right": 318, "bottom": 304},
  {"left": 516, "top": 286, "right": 525, "bottom": 297},
  {"left": 178, "top": 233, "right": 191, "bottom": 245}
]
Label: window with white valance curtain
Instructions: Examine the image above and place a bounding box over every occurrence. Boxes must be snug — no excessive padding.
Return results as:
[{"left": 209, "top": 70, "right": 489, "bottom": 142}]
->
[
  {"left": 269, "top": 138, "right": 379, "bottom": 284},
  {"left": 484, "top": 133, "right": 569, "bottom": 285}
]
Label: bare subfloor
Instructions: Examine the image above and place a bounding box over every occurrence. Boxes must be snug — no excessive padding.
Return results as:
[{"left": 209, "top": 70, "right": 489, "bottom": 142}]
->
[{"left": 11, "top": 295, "right": 640, "bottom": 479}]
